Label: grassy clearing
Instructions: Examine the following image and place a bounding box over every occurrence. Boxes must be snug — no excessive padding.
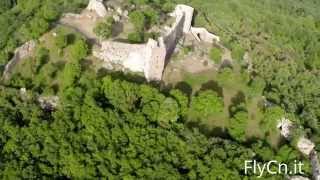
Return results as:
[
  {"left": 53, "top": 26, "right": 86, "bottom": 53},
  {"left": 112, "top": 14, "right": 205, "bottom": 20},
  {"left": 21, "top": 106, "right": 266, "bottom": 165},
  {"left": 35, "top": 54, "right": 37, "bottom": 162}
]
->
[
  {"left": 165, "top": 62, "right": 279, "bottom": 144},
  {"left": 183, "top": 70, "right": 217, "bottom": 94}
]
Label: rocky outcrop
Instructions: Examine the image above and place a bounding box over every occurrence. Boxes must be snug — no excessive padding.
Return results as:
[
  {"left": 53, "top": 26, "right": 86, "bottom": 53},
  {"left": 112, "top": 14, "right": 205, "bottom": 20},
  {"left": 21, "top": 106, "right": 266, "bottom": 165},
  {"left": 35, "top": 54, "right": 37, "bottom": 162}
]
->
[
  {"left": 38, "top": 96, "right": 59, "bottom": 111},
  {"left": 3, "top": 40, "right": 36, "bottom": 80},
  {"left": 86, "top": 0, "right": 107, "bottom": 17},
  {"left": 277, "top": 117, "right": 294, "bottom": 139},
  {"left": 277, "top": 118, "right": 320, "bottom": 180},
  {"left": 297, "top": 137, "right": 315, "bottom": 156},
  {"left": 310, "top": 151, "right": 320, "bottom": 180}
]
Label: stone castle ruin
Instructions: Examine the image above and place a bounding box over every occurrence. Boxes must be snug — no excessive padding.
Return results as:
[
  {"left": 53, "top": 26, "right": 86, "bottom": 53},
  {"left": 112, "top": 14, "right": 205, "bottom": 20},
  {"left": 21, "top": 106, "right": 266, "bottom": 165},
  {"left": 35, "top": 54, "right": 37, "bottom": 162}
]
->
[
  {"left": 93, "top": 3, "right": 220, "bottom": 81},
  {"left": 2, "top": 1, "right": 220, "bottom": 82}
]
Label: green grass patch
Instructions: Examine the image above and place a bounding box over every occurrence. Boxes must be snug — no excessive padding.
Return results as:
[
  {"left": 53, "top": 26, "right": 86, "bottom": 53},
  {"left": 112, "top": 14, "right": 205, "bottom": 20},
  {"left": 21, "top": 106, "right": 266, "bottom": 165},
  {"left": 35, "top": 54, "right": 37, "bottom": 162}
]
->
[{"left": 209, "top": 48, "right": 222, "bottom": 64}]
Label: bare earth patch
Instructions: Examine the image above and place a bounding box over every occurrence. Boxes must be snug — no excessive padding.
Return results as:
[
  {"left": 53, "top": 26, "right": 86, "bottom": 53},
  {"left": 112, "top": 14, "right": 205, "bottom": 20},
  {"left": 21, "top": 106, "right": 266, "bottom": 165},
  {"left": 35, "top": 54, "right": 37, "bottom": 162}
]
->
[{"left": 59, "top": 10, "right": 106, "bottom": 42}]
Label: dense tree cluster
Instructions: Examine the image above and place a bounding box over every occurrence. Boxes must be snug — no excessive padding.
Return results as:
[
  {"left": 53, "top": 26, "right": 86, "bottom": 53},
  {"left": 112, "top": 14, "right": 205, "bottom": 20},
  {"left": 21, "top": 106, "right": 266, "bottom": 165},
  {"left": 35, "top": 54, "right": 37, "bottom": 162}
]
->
[{"left": 0, "top": 73, "right": 307, "bottom": 179}]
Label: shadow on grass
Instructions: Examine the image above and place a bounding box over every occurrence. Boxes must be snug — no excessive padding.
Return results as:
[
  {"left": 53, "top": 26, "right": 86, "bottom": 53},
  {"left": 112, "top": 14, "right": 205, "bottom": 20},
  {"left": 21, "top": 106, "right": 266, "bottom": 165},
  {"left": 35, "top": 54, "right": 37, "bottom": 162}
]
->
[
  {"left": 186, "top": 119, "right": 230, "bottom": 138},
  {"left": 175, "top": 81, "right": 193, "bottom": 97},
  {"left": 97, "top": 68, "right": 147, "bottom": 84},
  {"left": 228, "top": 91, "right": 247, "bottom": 116},
  {"left": 199, "top": 80, "right": 223, "bottom": 97}
]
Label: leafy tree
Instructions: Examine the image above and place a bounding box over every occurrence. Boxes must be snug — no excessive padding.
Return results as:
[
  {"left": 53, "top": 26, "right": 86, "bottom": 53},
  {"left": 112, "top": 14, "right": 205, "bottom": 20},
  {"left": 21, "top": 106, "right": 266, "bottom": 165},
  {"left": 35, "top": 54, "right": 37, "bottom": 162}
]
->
[
  {"left": 260, "top": 106, "right": 285, "bottom": 135},
  {"left": 170, "top": 89, "right": 189, "bottom": 117},
  {"left": 69, "top": 38, "right": 88, "bottom": 61},
  {"left": 144, "top": 8, "right": 159, "bottom": 27},
  {"left": 189, "top": 90, "right": 224, "bottom": 120},
  {"left": 41, "top": 2, "right": 60, "bottom": 21},
  {"left": 251, "top": 141, "right": 275, "bottom": 161},
  {"left": 228, "top": 111, "right": 248, "bottom": 142},
  {"left": 157, "top": 98, "right": 179, "bottom": 126},
  {"left": 27, "top": 17, "right": 49, "bottom": 38},
  {"left": 102, "top": 76, "right": 139, "bottom": 112},
  {"left": 16, "top": 0, "right": 42, "bottom": 15},
  {"left": 248, "top": 76, "right": 266, "bottom": 97},
  {"left": 129, "top": 11, "right": 146, "bottom": 31},
  {"left": 162, "top": 2, "right": 175, "bottom": 13}
]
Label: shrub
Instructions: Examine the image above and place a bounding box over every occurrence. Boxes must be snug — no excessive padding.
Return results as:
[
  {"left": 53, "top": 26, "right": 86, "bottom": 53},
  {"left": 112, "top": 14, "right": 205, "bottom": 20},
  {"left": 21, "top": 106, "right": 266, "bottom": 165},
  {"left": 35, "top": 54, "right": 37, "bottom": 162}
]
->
[
  {"left": 129, "top": 11, "right": 146, "bottom": 31},
  {"left": 94, "top": 17, "right": 115, "bottom": 39},
  {"left": 144, "top": 8, "right": 159, "bottom": 27},
  {"left": 69, "top": 39, "right": 88, "bottom": 61},
  {"left": 128, "top": 32, "right": 144, "bottom": 43},
  {"left": 228, "top": 111, "right": 248, "bottom": 142},
  {"left": 189, "top": 90, "right": 224, "bottom": 120},
  {"left": 162, "top": 2, "right": 175, "bottom": 13}
]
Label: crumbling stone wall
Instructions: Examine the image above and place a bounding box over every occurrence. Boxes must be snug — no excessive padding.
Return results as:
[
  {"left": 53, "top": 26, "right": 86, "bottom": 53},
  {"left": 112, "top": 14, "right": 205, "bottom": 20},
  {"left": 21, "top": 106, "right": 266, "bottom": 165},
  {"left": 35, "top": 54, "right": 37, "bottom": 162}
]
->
[
  {"left": 94, "top": 38, "right": 167, "bottom": 81},
  {"left": 190, "top": 27, "right": 221, "bottom": 43},
  {"left": 3, "top": 40, "right": 36, "bottom": 80},
  {"left": 95, "top": 41, "right": 147, "bottom": 72},
  {"left": 163, "top": 14, "right": 185, "bottom": 58},
  {"left": 310, "top": 151, "right": 320, "bottom": 180},
  {"left": 163, "top": 5, "right": 194, "bottom": 58},
  {"left": 144, "top": 38, "right": 167, "bottom": 81},
  {"left": 169, "top": 5, "right": 194, "bottom": 33}
]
